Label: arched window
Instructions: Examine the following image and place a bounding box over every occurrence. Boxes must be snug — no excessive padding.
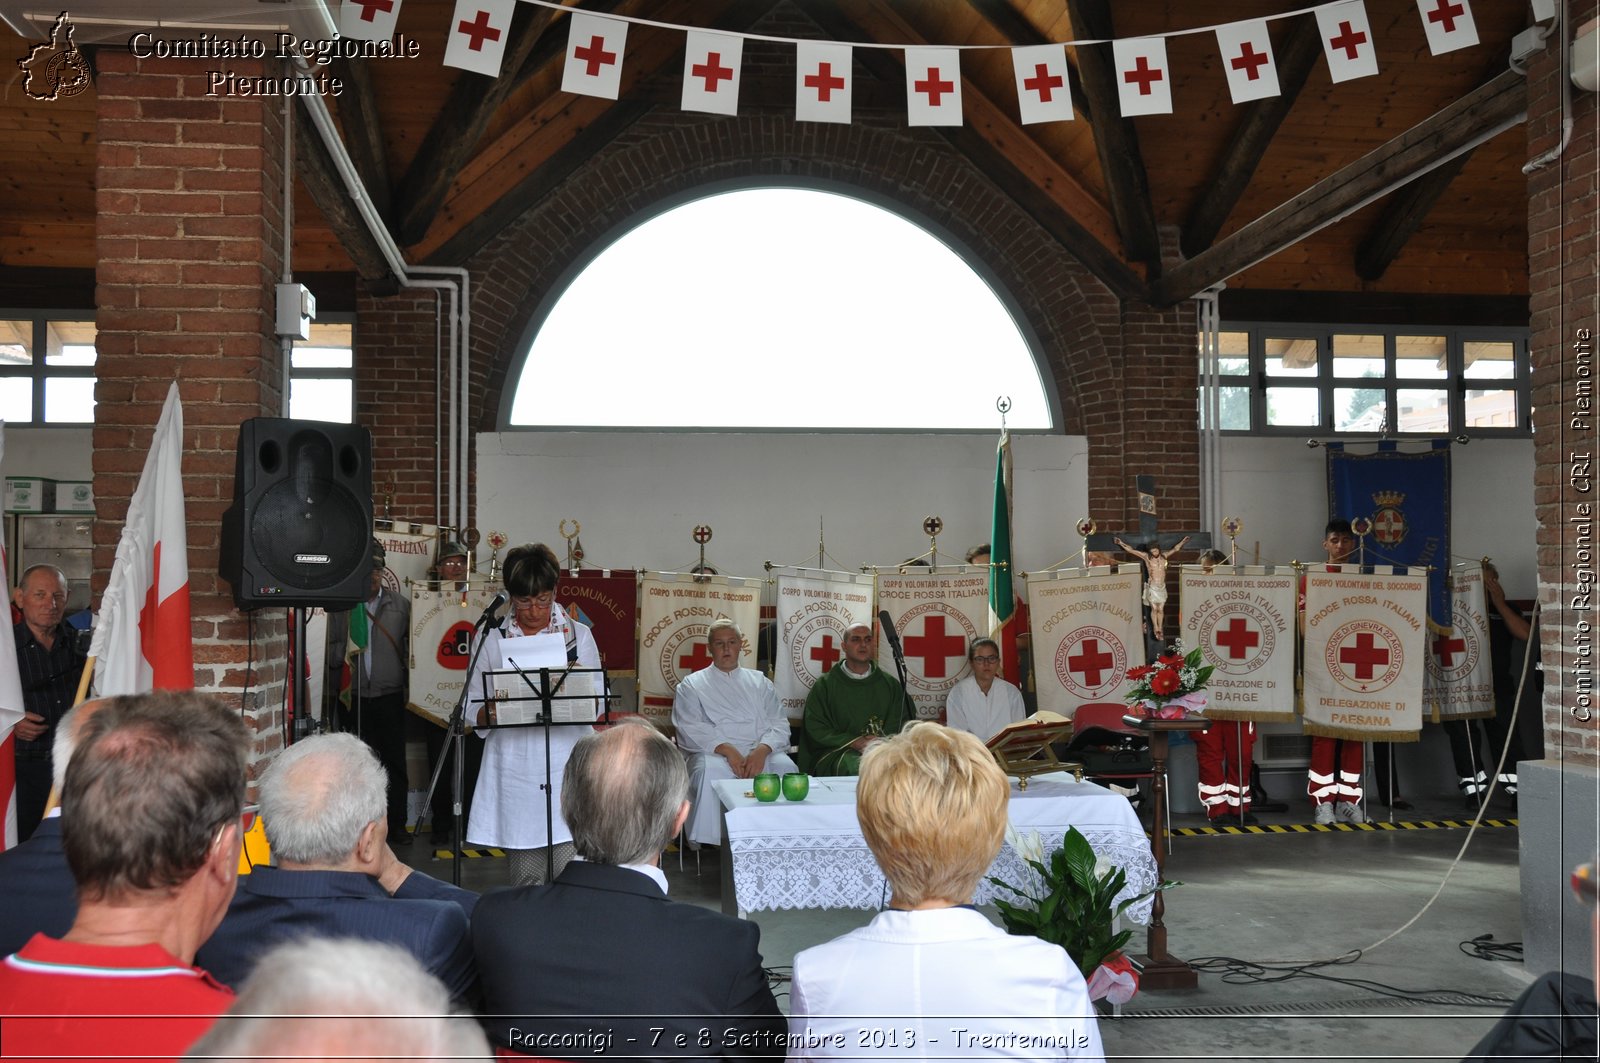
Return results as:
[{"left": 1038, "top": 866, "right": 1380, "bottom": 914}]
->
[{"left": 506, "top": 188, "right": 1053, "bottom": 430}]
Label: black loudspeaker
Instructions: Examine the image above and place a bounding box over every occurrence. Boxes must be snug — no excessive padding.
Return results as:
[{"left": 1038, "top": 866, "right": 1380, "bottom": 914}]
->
[{"left": 220, "top": 418, "right": 374, "bottom": 610}]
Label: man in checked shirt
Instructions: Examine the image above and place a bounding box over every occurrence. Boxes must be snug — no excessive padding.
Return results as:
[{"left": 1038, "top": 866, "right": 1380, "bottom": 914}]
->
[{"left": 11, "top": 564, "right": 87, "bottom": 842}]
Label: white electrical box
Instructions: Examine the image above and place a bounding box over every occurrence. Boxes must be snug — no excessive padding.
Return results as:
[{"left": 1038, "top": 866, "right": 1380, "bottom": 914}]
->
[{"left": 275, "top": 282, "right": 316, "bottom": 340}]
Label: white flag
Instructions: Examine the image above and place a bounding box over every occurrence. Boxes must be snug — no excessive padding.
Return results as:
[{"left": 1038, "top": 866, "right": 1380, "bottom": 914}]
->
[
  {"left": 0, "top": 425, "right": 26, "bottom": 851},
  {"left": 682, "top": 30, "right": 742, "bottom": 117},
  {"left": 1215, "top": 19, "right": 1280, "bottom": 104},
  {"left": 443, "top": 0, "right": 515, "bottom": 78},
  {"left": 89, "top": 382, "right": 192, "bottom": 698},
  {"left": 562, "top": 12, "right": 627, "bottom": 100},
  {"left": 905, "top": 47, "right": 962, "bottom": 127},
  {"left": 339, "top": 0, "right": 402, "bottom": 42},
  {"left": 1111, "top": 37, "right": 1172, "bottom": 116},
  {"left": 1317, "top": 1, "right": 1379, "bottom": 83},
  {"left": 1417, "top": 0, "right": 1478, "bottom": 55},
  {"left": 1011, "top": 44, "right": 1074, "bottom": 125},
  {"left": 795, "top": 41, "right": 852, "bottom": 124}
]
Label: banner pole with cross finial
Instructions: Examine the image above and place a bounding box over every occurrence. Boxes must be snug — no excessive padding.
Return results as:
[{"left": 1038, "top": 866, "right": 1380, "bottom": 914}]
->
[
  {"left": 1075, "top": 518, "right": 1096, "bottom": 567},
  {"left": 1221, "top": 516, "right": 1243, "bottom": 566},
  {"left": 1351, "top": 516, "right": 1372, "bottom": 566},
  {"left": 693, "top": 525, "right": 713, "bottom": 581},
  {"left": 560, "top": 519, "right": 582, "bottom": 570},
  {"left": 923, "top": 516, "right": 943, "bottom": 569}
]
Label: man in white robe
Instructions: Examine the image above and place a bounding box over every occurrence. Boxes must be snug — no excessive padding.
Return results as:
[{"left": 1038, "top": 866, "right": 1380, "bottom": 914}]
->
[{"left": 672, "top": 618, "right": 798, "bottom": 847}]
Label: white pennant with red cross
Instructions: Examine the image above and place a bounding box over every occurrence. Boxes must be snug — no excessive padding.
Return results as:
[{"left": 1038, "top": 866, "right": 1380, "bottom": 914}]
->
[
  {"left": 1179, "top": 564, "right": 1298, "bottom": 722},
  {"left": 443, "top": 0, "right": 515, "bottom": 78},
  {"left": 1111, "top": 37, "right": 1172, "bottom": 117},
  {"left": 1011, "top": 44, "right": 1074, "bottom": 125},
  {"left": 562, "top": 11, "right": 628, "bottom": 100},
  {"left": 905, "top": 47, "right": 962, "bottom": 127},
  {"left": 1024, "top": 567, "right": 1145, "bottom": 719},
  {"left": 1301, "top": 565, "right": 1427, "bottom": 740},
  {"left": 795, "top": 41, "right": 852, "bottom": 124},
  {"left": 340, "top": 0, "right": 402, "bottom": 42},
  {"left": 1316, "top": 0, "right": 1379, "bottom": 83},
  {"left": 1215, "top": 19, "right": 1280, "bottom": 105},
  {"left": 1416, "top": 0, "right": 1479, "bottom": 56},
  {"left": 682, "top": 30, "right": 743, "bottom": 117}
]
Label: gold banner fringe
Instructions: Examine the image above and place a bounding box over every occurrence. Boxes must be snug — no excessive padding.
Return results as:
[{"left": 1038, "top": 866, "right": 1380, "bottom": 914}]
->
[
  {"left": 1206, "top": 710, "right": 1298, "bottom": 724},
  {"left": 1301, "top": 720, "right": 1422, "bottom": 743}
]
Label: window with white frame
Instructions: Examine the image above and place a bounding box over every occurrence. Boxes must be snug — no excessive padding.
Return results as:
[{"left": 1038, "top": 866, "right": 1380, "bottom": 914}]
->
[
  {"left": 288, "top": 319, "right": 354, "bottom": 423},
  {"left": 1201, "top": 324, "right": 1529, "bottom": 436},
  {"left": 0, "top": 315, "right": 97, "bottom": 424}
]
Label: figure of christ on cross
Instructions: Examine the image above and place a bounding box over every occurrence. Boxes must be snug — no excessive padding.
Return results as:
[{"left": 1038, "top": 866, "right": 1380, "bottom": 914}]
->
[{"left": 1114, "top": 535, "right": 1191, "bottom": 644}]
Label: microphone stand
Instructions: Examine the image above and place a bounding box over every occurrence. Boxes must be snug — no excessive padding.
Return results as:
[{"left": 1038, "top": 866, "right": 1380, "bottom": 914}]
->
[
  {"left": 882, "top": 627, "right": 916, "bottom": 724},
  {"left": 416, "top": 599, "right": 502, "bottom": 886}
]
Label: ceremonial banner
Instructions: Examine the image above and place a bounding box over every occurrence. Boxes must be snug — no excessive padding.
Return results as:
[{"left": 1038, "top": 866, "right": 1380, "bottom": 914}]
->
[
  {"left": 1327, "top": 441, "right": 1451, "bottom": 630},
  {"left": 409, "top": 584, "right": 500, "bottom": 726},
  {"left": 773, "top": 568, "right": 875, "bottom": 720},
  {"left": 1025, "top": 568, "right": 1144, "bottom": 718},
  {"left": 1179, "top": 565, "right": 1297, "bottom": 722},
  {"left": 877, "top": 567, "right": 989, "bottom": 720},
  {"left": 556, "top": 569, "right": 639, "bottom": 674},
  {"left": 373, "top": 526, "right": 435, "bottom": 590},
  {"left": 638, "top": 573, "right": 762, "bottom": 722},
  {"left": 1302, "top": 566, "right": 1428, "bottom": 740},
  {"left": 1426, "top": 562, "right": 1495, "bottom": 723}
]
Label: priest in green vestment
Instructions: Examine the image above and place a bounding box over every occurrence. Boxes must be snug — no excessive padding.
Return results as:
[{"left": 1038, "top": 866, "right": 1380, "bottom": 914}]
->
[{"left": 797, "top": 622, "right": 910, "bottom": 776}]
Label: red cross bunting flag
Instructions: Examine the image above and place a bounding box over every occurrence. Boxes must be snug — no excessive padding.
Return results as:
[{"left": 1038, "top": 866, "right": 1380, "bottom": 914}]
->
[
  {"left": 1214, "top": 19, "right": 1280, "bottom": 104},
  {"left": 409, "top": 583, "right": 501, "bottom": 726},
  {"left": 1025, "top": 567, "right": 1144, "bottom": 719},
  {"left": 1011, "top": 44, "right": 1074, "bottom": 125},
  {"left": 444, "top": 0, "right": 514, "bottom": 77},
  {"left": 340, "top": 0, "right": 402, "bottom": 42},
  {"left": 637, "top": 572, "right": 762, "bottom": 723},
  {"left": 1301, "top": 565, "right": 1428, "bottom": 741},
  {"left": 773, "top": 568, "right": 876, "bottom": 720},
  {"left": 877, "top": 567, "right": 989, "bottom": 719},
  {"left": 682, "top": 30, "right": 743, "bottom": 116},
  {"left": 1179, "top": 565, "right": 1297, "bottom": 722},
  {"left": 1316, "top": 0, "right": 1379, "bottom": 83},
  {"left": 562, "top": 11, "right": 628, "bottom": 100},
  {"left": 1417, "top": 0, "right": 1478, "bottom": 55},
  {"left": 905, "top": 47, "right": 962, "bottom": 127},
  {"left": 1425, "top": 562, "right": 1494, "bottom": 723},
  {"left": 795, "top": 41, "right": 852, "bottom": 124},
  {"left": 1112, "top": 37, "right": 1172, "bottom": 117}
]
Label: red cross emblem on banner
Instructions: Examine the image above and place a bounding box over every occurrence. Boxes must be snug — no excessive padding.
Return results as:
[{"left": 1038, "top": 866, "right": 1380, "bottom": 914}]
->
[
  {"left": 1433, "top": 633, "right": 1467, "bottom": 667},
  {"left": 678, "top": 640, "right": 713, "bottom": 673},
  {"left": 1215, "top": 616, "right": 1261, "bottom": 659},
  {"left": 809, "top": 633, "right": 841, "bottom": 673},
  {"left": 1339, "top": 631, "right": 1389, "bottom": 680},
  {"left": 1068, "top": 638, "right": 1115, "bottom": 687},
  {"left": 904, "top": 615, "right": 966, "bottom": 678}
]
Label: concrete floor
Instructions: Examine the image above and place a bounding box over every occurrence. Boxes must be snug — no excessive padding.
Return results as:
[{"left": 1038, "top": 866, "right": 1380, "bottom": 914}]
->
[{"left": 407, "top": 787, "right": 1535, "bottom": 1061}]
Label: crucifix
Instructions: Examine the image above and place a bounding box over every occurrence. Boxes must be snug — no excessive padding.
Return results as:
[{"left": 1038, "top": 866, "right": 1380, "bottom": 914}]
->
[{"left": 1084, "top": 475, "right": 1212, "bottom": 645}]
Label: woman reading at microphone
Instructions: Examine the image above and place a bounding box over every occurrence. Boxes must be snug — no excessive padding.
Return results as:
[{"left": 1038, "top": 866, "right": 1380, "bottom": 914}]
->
[{"left": 466, "top": 543, "right": 601, "bottom": 885}]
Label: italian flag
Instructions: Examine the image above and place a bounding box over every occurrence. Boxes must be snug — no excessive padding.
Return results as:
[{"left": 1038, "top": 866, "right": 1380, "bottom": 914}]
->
[
  {"left": 339, "top": 603, "right": 370, "bottom": 708},
  {"left": 989, "top": 428, "right": 1019, "bottom": 681}
]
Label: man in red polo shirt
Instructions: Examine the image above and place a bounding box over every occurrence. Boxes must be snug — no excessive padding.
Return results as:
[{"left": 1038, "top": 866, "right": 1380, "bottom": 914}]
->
[{"left": 0, "top": 690, "right": 248, "bottom": 1061}]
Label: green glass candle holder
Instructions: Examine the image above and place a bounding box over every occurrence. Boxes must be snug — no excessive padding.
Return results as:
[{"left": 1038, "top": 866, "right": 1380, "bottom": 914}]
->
[
  {"left": 752, "top": 773, "right": 781, "bottom": 802},
  {"left": 782, "top": 773, "right": 810, "bottom": 801}
]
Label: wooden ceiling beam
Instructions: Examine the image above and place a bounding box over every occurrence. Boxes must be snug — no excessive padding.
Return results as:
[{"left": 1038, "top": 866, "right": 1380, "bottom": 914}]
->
[
  {"left": 330, "top": 55, "right": 391, "bottom": 220},
  {"left": 967, "top": 0, "right": 1093, "bottom": 124},
  {"left": 392, "top": 3, "right": 559, "bottom": 246},
  {"left": 293, "top": 102, "right": 399, "bottom": 291},
  {"left": 1352, "top": 149, "right": 1475, "bottom": 281},
  {"left": 807, "top": 1, "right": 1142, "bottom": 301},
  {"left": 1152, "top": 70, "right": 1526, "bottom": 307},
  {"left": 1179, "top": 14, "right": 1321, "bottom": 258},
  {"left": 1063, "top": 0, "right": 1161, "bottom": 271}
]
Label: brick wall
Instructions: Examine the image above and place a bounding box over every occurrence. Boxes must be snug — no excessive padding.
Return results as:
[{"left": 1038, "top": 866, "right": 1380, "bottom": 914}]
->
[
  {"left": 355, "top": 283, "right": 447, "bottom": 525},
  {"left": 1527, "top": 0, "right": 1600, "bottom": 767},
  {"left": 93, "top": 52, "right": 289, "bottom": 767}
]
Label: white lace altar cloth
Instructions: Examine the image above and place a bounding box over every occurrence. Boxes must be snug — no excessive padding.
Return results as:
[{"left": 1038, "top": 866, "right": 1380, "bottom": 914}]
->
[{"left": 714, "top": 774, "right": 1155, "bottom": 923}]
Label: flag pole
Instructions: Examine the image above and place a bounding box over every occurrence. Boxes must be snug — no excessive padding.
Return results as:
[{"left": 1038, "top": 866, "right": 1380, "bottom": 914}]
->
[{"left": 72, "top": 655, "right": 96, "bottom": 707}]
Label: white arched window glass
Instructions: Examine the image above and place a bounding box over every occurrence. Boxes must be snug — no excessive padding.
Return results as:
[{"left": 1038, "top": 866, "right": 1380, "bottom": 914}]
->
[{"left": 508, "top": 188, "right": 1053, "bottom": 430}]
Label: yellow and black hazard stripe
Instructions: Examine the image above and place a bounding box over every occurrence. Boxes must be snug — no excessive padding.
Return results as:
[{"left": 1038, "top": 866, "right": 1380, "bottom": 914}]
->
[
  {"left": 432, "top": 847, "right": 509, "bottom": 859},
  {"left": 1172, "top": 817, "right": 1518, "bottom": 838}
]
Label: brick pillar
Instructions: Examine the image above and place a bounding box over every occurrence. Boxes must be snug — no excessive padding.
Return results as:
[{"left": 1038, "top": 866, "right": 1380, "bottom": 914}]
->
[
  {"left": 93, "top": 52, "right": 288, "bottom": 765},
  {"left": 1520, "top": 0, "right": 1600, "bottom": 974},
  {"left": 355, "top": 284, "right": 444, "bottom": 525}
]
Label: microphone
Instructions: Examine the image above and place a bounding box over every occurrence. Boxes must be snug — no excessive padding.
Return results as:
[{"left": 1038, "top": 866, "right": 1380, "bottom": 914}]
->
[
  {"left": 478, "top": 591, "right": 508, "bottom": 629},
  {"left": 878, "top": 610, "right": 902, "bottom": 655}
]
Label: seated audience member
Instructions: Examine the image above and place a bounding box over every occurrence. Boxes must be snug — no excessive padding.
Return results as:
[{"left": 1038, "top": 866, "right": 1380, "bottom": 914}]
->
[
  {"left": 197, "top": 733, "right": 477, "bottom": 1002},
  {"left": 673, "top": 618, "right": 799, "bottom": 847},
  {"left": 796, "top": 621, "right": 909, "bottom": 776},
  {"left": 789, "top": 722, "right": 1105, "bottom": 1061},
  {"left": 1461, "top": 861, "right": 1598, "bottom": 1060},
  {"left": 0, "top": 691, "right": 249, "bottom": 1061},
  {"left": 472, "top": 719, "right": 785, "bottom": 1059},
  {"left": 943, "top": 638, "right": 1026, "bottom": 741},
  {"left": 0, "top": 699, "right": 109, "bottom": 955},
  {"left": 187, "top": 938, "right": 490, "bottom": 1061}
]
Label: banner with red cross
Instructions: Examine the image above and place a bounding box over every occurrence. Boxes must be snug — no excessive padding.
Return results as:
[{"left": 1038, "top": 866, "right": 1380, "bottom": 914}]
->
[
  {"left": 1301, "top": 565, "right": 1428, "bottom": 741},
  {"left": 1179, "top": 565, "right": 1297, "bottom": 723},
  {"left": 1425, "top": 562, "right": 1494, "bottom": 723},
  {"left": 773, "top": 568, "right": 876, "bottom": 720},
  {"left": 876, "top": 567, "right": 988, "bottom": 720},
  {"left": 408, "top": 583, "right": 502, "bottom": 726},
  {"left": 637, "top": 572, "right": 762, "bottom": 723},
  {"left": 1024, "top": 568, "right": 1144, "bottom": 719}
]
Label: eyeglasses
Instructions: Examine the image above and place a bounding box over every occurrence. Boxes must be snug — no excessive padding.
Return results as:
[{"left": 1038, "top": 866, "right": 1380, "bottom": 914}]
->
[
  {"left": 972, "top": 655, "right": 1000, "bottom": 663},
  {"left": 1573, "top": 863, "right": 1596, "bottom": 905},
  {"left": 510, "top": 593, "right": 555, "bottom": 608}
]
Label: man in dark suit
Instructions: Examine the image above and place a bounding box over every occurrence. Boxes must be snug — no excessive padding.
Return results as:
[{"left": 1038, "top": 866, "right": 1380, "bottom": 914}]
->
[
  {"left": 11, "top": 564, "right": 88, "bottom": 841},
  {"left": 472, "top": 719, "right": 785, "bottom": 1060},
  {"left": 196, "top": 733, "right": 478, "bottom": 1002}
]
